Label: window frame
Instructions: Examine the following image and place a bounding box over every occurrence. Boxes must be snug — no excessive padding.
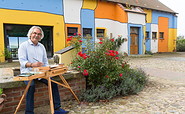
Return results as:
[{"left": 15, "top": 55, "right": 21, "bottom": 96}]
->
[
  {"left": 67, "top": 27, "right": 78, "bottom": 36},
  {"left": 152, "top": 32, "right": 157, "bottom": 40},
  {"left": 159, "top": 32, "right": 164, "bottom": 39}
]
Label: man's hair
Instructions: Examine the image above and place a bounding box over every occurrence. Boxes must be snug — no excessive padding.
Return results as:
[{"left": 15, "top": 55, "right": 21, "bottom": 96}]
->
[{"left": 27, "top": 26, "right": 44, "bottom": 40}]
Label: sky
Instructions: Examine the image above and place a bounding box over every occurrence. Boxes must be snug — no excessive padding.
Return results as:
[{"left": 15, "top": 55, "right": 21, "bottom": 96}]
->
[{"left": 158, "top": 0, "right": 185, "bottom": 36}]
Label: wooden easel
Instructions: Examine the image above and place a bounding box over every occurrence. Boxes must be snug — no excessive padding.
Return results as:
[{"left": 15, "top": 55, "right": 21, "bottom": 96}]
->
[{"left": 13, "top": 65, "right": 80, "bottom": 114}]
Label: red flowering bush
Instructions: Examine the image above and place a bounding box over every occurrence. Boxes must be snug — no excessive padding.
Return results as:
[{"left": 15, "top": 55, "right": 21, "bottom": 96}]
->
[{"left": 70, "top": 36, "right": 129, "bottom": 86}]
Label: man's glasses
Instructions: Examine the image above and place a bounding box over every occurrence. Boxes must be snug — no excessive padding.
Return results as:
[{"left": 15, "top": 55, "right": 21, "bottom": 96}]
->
[{"left": 32, "top": 32, "right": 42, "bottom": 36}]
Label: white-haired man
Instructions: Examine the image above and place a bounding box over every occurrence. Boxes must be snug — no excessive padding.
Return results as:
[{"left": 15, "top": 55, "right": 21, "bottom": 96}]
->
[{"left": 18, "top": 26, "right": 69, "bottom": 114}]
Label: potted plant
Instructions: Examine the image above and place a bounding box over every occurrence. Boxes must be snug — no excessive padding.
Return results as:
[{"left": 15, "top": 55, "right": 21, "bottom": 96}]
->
[
  {"left": 4, "top": 48, "right": 12, "bottom": 63},
  {"left": 0, "top": 88, "right": 6, "bottom": 112}
]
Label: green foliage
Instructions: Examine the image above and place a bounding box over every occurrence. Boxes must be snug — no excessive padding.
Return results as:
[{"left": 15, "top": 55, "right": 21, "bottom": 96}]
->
[
  {"left": 69, "top": 35, "right": 148, "bottom": 102},
  {"left": 4, "top": 48, "right": 12, "bottom": 59},
  {"left": 0, "top": 88, "right": 3, "bottom": 95},
  {"left": 176, "top": 39, "right": 185, "bottom": 52},
  {"left": 145, "top": 51, "right": 153, "bottom": 55}
]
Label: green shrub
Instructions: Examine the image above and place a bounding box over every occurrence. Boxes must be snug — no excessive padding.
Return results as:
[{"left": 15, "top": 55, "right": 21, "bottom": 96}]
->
[
  {"left": 79, "top": 68, "right": 148, "bottom": 102},
  {"left": 4, "top": 48, "right": 12, "bottom": 59},
  {"left": 68, "top": 35, "right": 148, "bottom": 102},
  {"left": 176, "top": 39, "right": 185, "bottom": 52},
  {"left": 0, "top": 88, "right": 3, "bottom": 95}
]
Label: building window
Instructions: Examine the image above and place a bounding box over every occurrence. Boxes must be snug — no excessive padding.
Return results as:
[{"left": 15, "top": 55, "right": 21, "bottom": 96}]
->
[
  {"left": 4, "top": 24, "right": 53, "bottom": 58},
  {"left": 159, "top": 32, "right": 164, "bottom": 39},
  {"left": 152, "top": 32, "right": 157, "bottom": 39},
  {"left": 83, "top": 28, "right": 92, "bottom": 38},
  {"left": 97, "top": 29, "right": 105, "bottom": 38},
  {"left": 145, "top": 31, "right": 149, "bottom": 39},
  {"left": 67, "top": 27, "right": 78, "bottom": 36}
]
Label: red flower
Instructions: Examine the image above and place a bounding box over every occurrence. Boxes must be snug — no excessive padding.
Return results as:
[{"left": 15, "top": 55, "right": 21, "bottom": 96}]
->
[
  {"left": 79, "top": 40, "right": 82, "bottom": 43},
  {"left": 73, "top": 33, "right": 77, "bottom": 36},
  {"left": 67, "top": 38, "right": 72, "bottom": 41},
  {"left": 115, "top": 57, "right": 119, "bottom": 60},
  {"left": 78, "top": 33, "right": 81, "bottom": 36},
  {"left": 108, "top": 50, "right": 114, "bottom": 53},
  {"left": 119, "top": 73, "right": 123, "bottom": 77},
  {"left": 83, "top": 69, "right": 88, "bottom": 76},
  {"left": 99, "top": 42, "right": 103, "bottom": 44},
  {"left": 78, "top": 52, "right": 83, "bottom": 56},
  {"left": 105, "top": 75, "right": 109, "bottom": 78},
  {"left": 70, "top": 36, "right": 73, "bottom": 38},
  {"left": 78, "top": 66, "right": 81, "bottom": 68},
  {"left": 110, "top": 39, "right": 114, "bottom": 42},
  {"left": 99, "top": 38, "right": 103, "bottom": 41},
  {"left": 109, "top": 53, "right": 115, "bottom": 56},
  {"left": 83, "top": 56, "right": 87, "bottom": 59}
]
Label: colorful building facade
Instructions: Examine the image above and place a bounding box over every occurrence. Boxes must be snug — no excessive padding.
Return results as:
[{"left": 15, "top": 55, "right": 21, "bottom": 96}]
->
[{"left": 0, "top": 0, "right": 177, "bottom": 62}]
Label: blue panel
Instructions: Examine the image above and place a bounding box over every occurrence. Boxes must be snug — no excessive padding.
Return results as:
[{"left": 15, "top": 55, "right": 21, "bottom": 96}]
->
[
  {"left": 0, "top": 0, "right": 63, "bottom": 15},
  {"left": 145, "top": 23, "right": 151, "bottom": 51},
  {"left": 152, "top": 11, "right": 177, "bottom": 28},
  {"left": 128, "top": 24, "right": 144, "bottom": 55},
  {"left": 81, "top": 9, "right": 95, "bottom": 47}
]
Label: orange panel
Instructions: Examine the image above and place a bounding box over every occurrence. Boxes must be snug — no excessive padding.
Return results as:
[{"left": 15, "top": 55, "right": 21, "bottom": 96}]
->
[
  {"left": 95, "top": 1, "right": 127, "bottom": 23},
  {"left": 158, "top": 17, "right": 168, "bottom": 52},
  {"left": 65, "top": 24, "right": 81, "bottom": 47}
]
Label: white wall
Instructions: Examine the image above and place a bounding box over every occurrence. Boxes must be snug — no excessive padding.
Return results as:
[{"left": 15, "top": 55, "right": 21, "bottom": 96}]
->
[
  {"left": 151, "top": 24, "right": 158, "bottom": 53},
  {"left": 128, "top": 12, "right": 146, "bottom": 25},
  {"left": 95, "top": 18, "right": 128, "bottom": 53},
  {"left": 63, "top": 0, "right": 82, "bottom": 24}
]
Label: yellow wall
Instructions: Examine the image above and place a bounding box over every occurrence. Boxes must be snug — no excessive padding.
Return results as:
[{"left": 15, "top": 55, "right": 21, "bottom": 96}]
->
[
  {"left": 82, "top": 0, "right": 97, "bottom": 10},
  {"left": 0, "top": 8, "right": 65, "bottom": 62},
  {"left": 143, "top": 9, "right": 152, "bottom": 23},
  {"left": 0, "top": 23, "right": 5, "bottom": 62},
  {"left": 168, "top": 28, "right": 177, "bottom": 52},
  {"left": 143, "top": 26, "right": 146, "bottom": 54}
]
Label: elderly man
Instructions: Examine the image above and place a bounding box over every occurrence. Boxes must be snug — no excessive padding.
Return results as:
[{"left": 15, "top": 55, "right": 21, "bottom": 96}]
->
[{"left": 18, "top": 26, "right": 69, "bottom": 114}]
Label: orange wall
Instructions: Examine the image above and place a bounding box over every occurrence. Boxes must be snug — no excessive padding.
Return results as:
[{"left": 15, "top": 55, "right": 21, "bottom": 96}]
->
[
  {"left": 95, "top": 1, "right": 127, "bottom": 23},
  {"left": 158, "top": 17, "right": 168, "bottom": 52}
]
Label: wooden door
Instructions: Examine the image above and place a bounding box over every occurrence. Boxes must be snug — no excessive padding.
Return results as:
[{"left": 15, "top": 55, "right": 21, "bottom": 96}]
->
[{"left": 130, "top": 33, "right": 138, "bottom": 54}]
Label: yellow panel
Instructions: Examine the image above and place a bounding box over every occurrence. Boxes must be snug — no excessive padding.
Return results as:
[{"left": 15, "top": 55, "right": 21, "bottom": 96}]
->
[
  {"left": 143, "top": 26, "right": 146, "bottom": 54},
  {"left": 55, "top": 49, "right": 76, "bottom": 66},
  {"left": 0, "top": 22, "right": 5, "bottom": 62},
  {"left": 0, "top": 8, "right": 66, "bottom": 61},
  {"left": 82, "top": 0, "right": 97, "bottom": 10},
  {"left": 168, "top": 28, "right": 177, "bottom": 52},
  {"left": 143, "top": 9, "right": 152, "bottom": 23}
]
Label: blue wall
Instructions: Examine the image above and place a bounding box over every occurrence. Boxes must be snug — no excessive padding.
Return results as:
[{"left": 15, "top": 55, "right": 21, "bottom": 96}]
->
[
  {"left": 81, "top": 9, "right": 95, "bottom": 48},
  {"left": 152, "top": 11, "right": 177, "bottom": 29},
  {"left": 0, "top": 0, "right": 63, "bottom": 15}
]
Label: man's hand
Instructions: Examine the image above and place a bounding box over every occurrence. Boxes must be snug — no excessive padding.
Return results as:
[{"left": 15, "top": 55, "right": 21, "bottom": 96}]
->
[{"left": 32, "top": 62, "right": 44, "bottom": 67}]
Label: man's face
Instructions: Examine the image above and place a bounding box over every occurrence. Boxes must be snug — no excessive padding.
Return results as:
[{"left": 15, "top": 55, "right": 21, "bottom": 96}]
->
[{"left": 30, "top": 28, "right": 42, "bottom": 44}]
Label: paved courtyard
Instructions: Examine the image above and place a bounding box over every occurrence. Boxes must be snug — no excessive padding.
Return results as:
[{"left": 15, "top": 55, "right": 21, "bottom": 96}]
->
[{"left": 16, "top": 52, "right": 185, "bottom": 114}]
